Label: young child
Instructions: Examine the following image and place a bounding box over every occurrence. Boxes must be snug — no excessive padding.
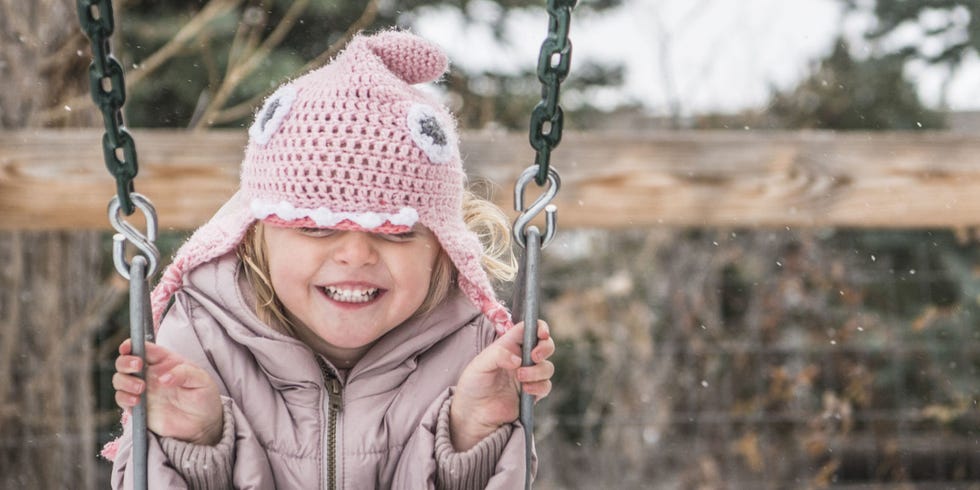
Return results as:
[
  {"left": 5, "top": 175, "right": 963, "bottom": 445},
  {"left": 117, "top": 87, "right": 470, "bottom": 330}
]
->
[{"left": 106, "top": 30, "right": 556, "bottom": 489}]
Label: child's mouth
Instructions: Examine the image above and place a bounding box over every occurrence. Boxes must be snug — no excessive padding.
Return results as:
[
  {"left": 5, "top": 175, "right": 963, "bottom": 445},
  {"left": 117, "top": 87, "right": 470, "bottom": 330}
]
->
[{"left": 320, "top": 286, "right": 382, "bottom": 304}]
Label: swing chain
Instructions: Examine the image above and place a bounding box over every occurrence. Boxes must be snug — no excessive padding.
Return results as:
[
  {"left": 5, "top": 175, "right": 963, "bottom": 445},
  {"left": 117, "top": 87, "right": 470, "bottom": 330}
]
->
[
  {"left": 77, "top": 0, "right": 141, "bottom": 216},
  {"left": 514, "top": 3, "right": 574, "bottom": 489},
  {"left": 515, "top": 0, "right": 574, "bottom": 249},
  {"left": 515, "top": 0, "right": 573, "bottom": 249},
  {"left": 77, "top": 2, "right": 156, "bottom": 488},
  {"left": 77, "top": 0, "right": 160, "bottom": 281},
  {"left": 529, "top": 0, "right": 577, "bottom": 186}
]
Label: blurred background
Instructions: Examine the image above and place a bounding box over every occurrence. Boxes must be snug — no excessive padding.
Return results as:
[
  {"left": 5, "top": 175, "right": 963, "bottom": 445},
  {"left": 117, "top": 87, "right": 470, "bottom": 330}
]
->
[{"left": 2, "top": 0, "right": 980, "bottom": 488}]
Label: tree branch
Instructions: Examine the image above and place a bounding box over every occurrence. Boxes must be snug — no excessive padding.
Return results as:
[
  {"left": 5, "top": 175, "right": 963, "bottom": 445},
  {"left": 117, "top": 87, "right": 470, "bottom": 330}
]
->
[
  {"left": 209, "top": 0, "right": 379, "bottom": 126},
  {"left": 37, "top": 0, "right": 244, "bottom": 125},
  {"left": 192, "top": 0, "right": 311, "bottom": 129}
]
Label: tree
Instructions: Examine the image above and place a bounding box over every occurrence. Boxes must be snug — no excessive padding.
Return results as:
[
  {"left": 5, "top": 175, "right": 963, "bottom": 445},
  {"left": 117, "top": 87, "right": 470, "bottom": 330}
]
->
[
  {"left": 39, "top": 0, "right": 623, "bottom": 131},
  {"left": 764, "top": 39, "right": 944, "bottom": 130},
  {"left": 843, "top": 0, "right": 980, "bottom": 108},
  {"left": 848, "top": 0, "right": 980, "bottom": 65}
]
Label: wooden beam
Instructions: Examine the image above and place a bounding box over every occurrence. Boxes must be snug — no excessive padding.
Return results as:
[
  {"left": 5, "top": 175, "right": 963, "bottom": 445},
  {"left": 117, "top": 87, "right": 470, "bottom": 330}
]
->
[{"left": 3, "top": 129, "right": 980, "bottom": 230}]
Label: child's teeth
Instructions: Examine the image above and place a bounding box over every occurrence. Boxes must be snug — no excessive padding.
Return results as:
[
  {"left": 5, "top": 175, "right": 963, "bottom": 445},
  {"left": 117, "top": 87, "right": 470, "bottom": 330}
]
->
[{"left": 324, "top": 287, "right": 378, "bottom": 303}]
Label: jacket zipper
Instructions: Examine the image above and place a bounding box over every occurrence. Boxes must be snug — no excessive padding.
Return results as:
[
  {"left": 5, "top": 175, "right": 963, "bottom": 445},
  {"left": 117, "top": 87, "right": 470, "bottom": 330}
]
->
[{"left": 317, "top": 357, "right": 344, "bottom": 490}]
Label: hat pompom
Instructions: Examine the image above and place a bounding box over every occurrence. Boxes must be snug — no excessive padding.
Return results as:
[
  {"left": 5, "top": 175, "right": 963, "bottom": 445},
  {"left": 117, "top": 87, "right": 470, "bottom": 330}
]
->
[{"left": 357, "top": 30, "right": 448, "bottom": 85}]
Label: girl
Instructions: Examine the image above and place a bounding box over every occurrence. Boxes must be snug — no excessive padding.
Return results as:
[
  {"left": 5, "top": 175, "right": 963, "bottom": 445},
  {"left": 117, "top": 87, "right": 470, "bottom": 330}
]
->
[{"left": 107, "top": 30, "right": 556, "bottom": 489}]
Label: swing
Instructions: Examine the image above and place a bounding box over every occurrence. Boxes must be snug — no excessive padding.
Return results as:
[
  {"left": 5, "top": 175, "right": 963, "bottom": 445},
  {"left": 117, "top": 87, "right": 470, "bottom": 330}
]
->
[{"left": 75, "top": 2, "right": 576, "bottom": 489}]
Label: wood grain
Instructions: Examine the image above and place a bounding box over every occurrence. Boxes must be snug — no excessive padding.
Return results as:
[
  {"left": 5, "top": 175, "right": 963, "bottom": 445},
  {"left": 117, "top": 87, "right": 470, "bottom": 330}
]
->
[{"left": 3, "top": 129, "right": 980, "bottom": 230}]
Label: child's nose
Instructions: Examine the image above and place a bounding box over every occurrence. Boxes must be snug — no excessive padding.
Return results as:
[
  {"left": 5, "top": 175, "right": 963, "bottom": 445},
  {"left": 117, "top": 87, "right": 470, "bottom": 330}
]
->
[{"left": 331, "top": 232, "right": 378, "bottom": 266}]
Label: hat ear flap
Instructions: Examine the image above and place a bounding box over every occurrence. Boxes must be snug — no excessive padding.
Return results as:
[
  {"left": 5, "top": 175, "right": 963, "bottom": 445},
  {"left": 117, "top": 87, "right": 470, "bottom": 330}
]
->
[{"left": 360, "top": 30, "right": 448, "bottom": 85}]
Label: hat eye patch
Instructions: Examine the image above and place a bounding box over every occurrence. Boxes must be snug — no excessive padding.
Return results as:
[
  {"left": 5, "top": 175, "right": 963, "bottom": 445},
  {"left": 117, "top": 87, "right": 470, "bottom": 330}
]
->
[
  {"left": 249, "top": 85, "right": 297, "bottom": 146},
  {"left": 259, "top": 98, "right": 282, "bottom": 131},
  {"left": 418, "top": 115, "right": 447, "bottom": 146},
  {"left": 407, "top": 104, "right": 455, "bottom": 164}
]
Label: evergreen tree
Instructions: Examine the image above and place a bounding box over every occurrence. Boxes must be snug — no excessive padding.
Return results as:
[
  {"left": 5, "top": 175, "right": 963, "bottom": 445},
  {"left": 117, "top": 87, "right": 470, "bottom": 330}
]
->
[
  {"left": 766, "top": 39, "right": 944, "bottom": 130},
  {"left": 843, "top": 0, "right": 980, "bottom": 109},
  {"left": 848, "top": 0, "right": 980, "bottom": 67}
]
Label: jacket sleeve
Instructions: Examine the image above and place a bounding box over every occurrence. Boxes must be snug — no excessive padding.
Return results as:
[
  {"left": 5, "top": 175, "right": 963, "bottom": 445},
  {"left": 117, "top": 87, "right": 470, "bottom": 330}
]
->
[
  {"left": 110, "top": 420, "right": 200, "bottom": 490},
  {"left": 110, "top": 292, "right": 276, "bottom": 490},
  {"left": 157, "top": 397, "right": 236, "bottom": 489},
  {"left": 393, "top": 387, "right": 535, "bottom": 489},
  {"left": 393, "top": 313, "right": 537, "bottom": 489}
]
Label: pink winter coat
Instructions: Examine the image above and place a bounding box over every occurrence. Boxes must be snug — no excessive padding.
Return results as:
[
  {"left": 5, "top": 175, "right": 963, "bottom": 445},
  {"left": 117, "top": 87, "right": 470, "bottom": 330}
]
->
[{"left": 109, "top": 253, "right": 533, "bottom": 489}]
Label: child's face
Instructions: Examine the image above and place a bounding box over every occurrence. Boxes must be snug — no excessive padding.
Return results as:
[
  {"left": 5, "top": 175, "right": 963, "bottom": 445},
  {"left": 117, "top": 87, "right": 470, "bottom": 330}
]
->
[{"left": 263, "top": 224, "right": 442, "bottom": 364}]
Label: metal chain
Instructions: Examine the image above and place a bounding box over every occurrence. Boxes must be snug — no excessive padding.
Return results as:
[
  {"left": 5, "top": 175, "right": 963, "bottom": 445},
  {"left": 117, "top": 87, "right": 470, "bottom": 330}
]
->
[
  {"left": 528, "top": 0, "right": 577, "bottom": 186},
  {"left": 77, "top": 2, "right": 157, "bottom": 489},
  {"left": 77, "top": 0, "right": 140, "bottom": 216},
  {"left": 514, "top": 1, "right": 574, "bottom": 489}
]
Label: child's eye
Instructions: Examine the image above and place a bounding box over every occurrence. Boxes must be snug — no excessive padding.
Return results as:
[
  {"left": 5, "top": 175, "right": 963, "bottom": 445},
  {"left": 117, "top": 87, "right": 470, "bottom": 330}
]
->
[
  {"left": 297, "top": 227, "right": 336, "bottom": 238},
  {"left": 380, "top": 231, "right": 416, "bottom": 242}
]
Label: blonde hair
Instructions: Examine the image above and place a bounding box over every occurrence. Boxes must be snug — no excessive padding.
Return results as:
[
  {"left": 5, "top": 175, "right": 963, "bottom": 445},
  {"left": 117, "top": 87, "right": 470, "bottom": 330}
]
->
[{"left": 237, "top": 188, "right": 516, "bottom": 334}]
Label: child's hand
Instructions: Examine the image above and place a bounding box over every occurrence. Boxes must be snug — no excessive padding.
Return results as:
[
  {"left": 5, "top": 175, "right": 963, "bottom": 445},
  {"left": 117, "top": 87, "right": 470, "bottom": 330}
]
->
[
  {"left": 113, "top": 339, "right": 223, "bottom": 446},
  {"left": 450, "top": 320, "right": 555, "bottom": 451}
]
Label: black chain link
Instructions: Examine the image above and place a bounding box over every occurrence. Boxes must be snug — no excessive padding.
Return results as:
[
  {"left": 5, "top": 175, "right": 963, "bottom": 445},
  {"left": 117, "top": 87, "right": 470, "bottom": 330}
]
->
[
  {"left": 515, "top": 4, "right": 575, "bottom": 488},
  {"left": 529, "top": 0, "right": 576, "bottom": 185},
  {"left": 77, "top": 4, "right": 157, "bottom": 489},
  {"left": 77, "top": 0, "right": 140, "bottom": 215}
]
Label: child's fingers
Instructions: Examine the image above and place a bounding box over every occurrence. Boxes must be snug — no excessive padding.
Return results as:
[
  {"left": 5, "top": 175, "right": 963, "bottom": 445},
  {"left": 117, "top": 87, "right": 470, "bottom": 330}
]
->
[
  {"left": 502, "top": 321, "right": 556, "bottom": 365},
  {"left": 112, "top": 372, "right": 144, "bottom": 409},
  {"left": 114, "top": 391, "right": 141, "bottom": 409},
  {"left": 518, "top": 360, "right": 555, "bottom": 383},
  {"left": 156, "top": 362, "right": 211, "bottom": 390},
  {"left": 521, "top": 380, "right": 553, "bottom": 401},
  {"left": 115, "top": 354, "right": 143, "bottom": 374},
  {"left": 536, "top": 320, "right": 551, "bottom": 340},
  {"left": 470, "top": 341, "right": 523, "bottom": 375},
  {"left": 513, "top": 320, "right": 548, "bottom": 340},
  {"left": 112, "top": 372, "right": 145, "bottom": 396},
  {"left": 531, "top": 336, "right": 556, "bottom": 363},
  {"left": 118, "top": 339, "right": 178, "bottom": 370},
  {"left": 509, "top": 320, "right": 549, "bottom": 339},
  {"left": 143, "top": 341, "right": 178, "bottom": 365},
  {"left": 492, "top": 323, "right": 527, "bottom": 357}
]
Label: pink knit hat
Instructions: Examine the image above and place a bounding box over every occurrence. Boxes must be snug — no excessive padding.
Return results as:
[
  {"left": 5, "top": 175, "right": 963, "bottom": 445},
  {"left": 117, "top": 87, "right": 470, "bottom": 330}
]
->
[{"left": 149, "top": 30, "right": 512, "bottom": 334}]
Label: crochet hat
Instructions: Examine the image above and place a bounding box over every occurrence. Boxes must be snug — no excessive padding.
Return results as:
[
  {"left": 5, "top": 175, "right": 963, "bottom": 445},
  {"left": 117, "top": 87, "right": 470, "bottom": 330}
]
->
[{"left": 150, "top": 30, "right": 512, "bottom": 334}]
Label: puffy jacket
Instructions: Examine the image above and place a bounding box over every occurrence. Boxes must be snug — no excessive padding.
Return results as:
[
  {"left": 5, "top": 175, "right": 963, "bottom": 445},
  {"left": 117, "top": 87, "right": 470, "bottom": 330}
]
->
[{"left": 110, "top": 253, "right": 532, "bottom": 489}]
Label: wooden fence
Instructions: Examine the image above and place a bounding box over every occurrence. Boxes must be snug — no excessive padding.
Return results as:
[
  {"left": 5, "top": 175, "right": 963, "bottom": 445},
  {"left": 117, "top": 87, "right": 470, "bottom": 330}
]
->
[
  {"left": 4, "top": 128, "right": 980, "bottom": 488},
  {"left": 4, "top": 129, "right": 980, "bottom": 230}
]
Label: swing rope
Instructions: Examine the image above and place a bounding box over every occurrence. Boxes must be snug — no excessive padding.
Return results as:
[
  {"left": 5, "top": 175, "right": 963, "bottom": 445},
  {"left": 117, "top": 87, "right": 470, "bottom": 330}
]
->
[
  {"left": 77, "top": 2, "right": 158, "bottom": 490},
  {"left": 512, "top": 1, "right": 575, "bottom": 488}
]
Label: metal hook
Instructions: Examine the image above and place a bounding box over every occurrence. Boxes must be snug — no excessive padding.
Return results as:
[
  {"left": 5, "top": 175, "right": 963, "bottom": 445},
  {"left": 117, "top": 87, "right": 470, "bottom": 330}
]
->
[
  {"left": 513, "top": 165, "right": 561, "bottom": 249},
  {"left": 109, "top": 193, "right": 161, "bottom": 280}
]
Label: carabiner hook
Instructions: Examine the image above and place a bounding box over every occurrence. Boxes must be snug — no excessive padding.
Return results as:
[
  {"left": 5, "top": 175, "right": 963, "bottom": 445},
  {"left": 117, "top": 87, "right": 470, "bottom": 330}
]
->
[
  {"left": 513, "top": 164, "right": 561, "bottom": 249},
  {"left": 109, "top": 193, "right": 161, "bottom": 280}
]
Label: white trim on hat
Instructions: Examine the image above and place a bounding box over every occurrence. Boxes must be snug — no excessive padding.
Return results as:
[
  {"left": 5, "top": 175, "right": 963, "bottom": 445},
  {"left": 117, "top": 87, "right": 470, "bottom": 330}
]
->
[{"left": 250, "top": 199, "right": 419, "bottom": 229}]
